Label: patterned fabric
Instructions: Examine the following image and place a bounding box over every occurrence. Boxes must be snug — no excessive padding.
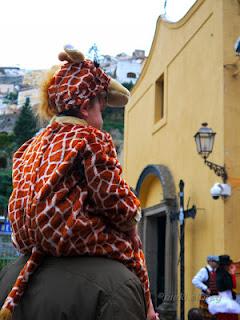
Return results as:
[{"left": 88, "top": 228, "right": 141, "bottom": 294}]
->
[
  {"left": 216, "top": 314, "right": 238, "bottom": 320},
  {"left": 207, "top": 270, "right": 218, "bottom": 295},
  {"left": 200, "top": 294, "right": 217, "bottom": 320},
  {"left": 209, "top": 271, "right": 218, "bottom": 295},
  {"left": 48, "top": 61, "right": 110, "bottom": 114},
  {"left": 1, "top": 117, "right": 150, "bottom": 315}
]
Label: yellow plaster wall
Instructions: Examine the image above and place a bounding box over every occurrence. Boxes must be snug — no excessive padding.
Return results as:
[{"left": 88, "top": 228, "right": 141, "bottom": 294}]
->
[
  {"left": 222, "top": 0, "right": 240, "bottom": 260},
  {"left": 123, "top": 0, "right": 240, "bottom": 317},
  {"left": 139, "top": 174, "right": 164, "bottom": 208}
]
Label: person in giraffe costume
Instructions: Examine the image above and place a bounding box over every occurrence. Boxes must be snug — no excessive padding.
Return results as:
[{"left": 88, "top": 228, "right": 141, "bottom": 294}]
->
[{"left": 0, "top": 45, "right": 159, "bottom": 320}]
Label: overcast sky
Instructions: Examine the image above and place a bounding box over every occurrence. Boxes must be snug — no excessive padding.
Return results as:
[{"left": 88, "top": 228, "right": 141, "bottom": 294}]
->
[{"left": 0, "top": 0, "right": 196, "bottom": 69}]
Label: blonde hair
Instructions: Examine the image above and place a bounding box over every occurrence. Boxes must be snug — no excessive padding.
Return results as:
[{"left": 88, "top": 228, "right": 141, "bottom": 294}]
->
[{"left": 38, "top": 65, "right": 60, "bottom": 121}]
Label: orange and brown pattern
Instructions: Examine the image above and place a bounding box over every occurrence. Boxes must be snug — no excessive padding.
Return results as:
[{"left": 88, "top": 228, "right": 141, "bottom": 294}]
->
[
  {"left": 48, "top": 61, "right": 110, "bottom": 114},
  {"left": 1, "top": 117, "right": 150, "bottom": 315}
]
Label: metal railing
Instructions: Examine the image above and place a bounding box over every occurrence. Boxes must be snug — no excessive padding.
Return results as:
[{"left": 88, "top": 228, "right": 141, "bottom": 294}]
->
[
  {"left": 0, "top": 217, "right": 19, "bottom": 270},
  {"left": 0, "top": 234, "right": 19, "bottom": 270}
]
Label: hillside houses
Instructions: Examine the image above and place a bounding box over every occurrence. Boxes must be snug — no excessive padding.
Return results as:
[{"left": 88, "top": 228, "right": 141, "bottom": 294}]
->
[
  {"left": 100, "top": 49, "right": 146, "bottom": 85},
  {"left": 0, "top": 49, "right": 146, "bottom": 132}
]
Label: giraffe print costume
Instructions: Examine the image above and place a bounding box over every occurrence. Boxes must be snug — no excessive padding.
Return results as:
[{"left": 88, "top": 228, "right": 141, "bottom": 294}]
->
[
  {"left": 0, "top": 46, "right": 152, "bottom": 319},
  {"left": 1, "top": 118, "right": 150, "bottom": 316}
]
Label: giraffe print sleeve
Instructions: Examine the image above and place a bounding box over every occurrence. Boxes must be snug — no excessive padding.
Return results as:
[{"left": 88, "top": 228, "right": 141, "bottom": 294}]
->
[{"left": 83, "top": 129, "right": 140, "bottom": 230}]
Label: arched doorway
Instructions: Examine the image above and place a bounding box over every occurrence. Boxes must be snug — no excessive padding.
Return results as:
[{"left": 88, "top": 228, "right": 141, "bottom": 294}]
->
[{"left": 136, "top": 165, "right": 178, "bottom": 320}]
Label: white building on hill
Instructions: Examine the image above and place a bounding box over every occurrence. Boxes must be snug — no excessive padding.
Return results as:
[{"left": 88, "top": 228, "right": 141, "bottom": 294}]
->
[{"left": 100, "top": 49, "right": 146, "bottom": 85}]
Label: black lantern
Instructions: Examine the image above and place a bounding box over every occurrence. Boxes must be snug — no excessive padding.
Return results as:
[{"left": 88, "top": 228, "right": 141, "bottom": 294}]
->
[
  {"left": 194, "top": 123, "right": 227, "bottom": 182},
  {"left": 194, "top": 123, "right": 216, "bottom": 159}
]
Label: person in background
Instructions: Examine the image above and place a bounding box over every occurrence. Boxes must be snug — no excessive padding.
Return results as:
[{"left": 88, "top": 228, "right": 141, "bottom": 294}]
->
[
  {"left": 192, "top": 255, "right": 219, "bottom": 320},
  {"left": 207, "top": 255, "right": 240, "bottom": 320},
  {"left": 188, "top": 308, "right": 204, "bottom": 320}
]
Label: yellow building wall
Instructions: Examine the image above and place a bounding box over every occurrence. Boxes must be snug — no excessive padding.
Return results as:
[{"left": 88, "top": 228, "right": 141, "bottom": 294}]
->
[
  {"left": 124, "top": 0, "right": 240, "bottom": 317},
  {"left": 222, "top": 0, "right": 240, "bottom": 260},
  {"left": 139, "top": 175, "right": 164, "bottom": 208}
]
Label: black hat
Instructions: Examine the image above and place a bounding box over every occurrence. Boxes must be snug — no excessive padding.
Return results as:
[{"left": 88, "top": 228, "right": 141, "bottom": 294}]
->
[{"left": 219, "top": 255, "right": 233, "bottom": 265}]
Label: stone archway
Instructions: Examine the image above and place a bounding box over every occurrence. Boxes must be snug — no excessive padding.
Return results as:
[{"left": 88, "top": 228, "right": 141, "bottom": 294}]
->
[{"left": 136, "top": 165, "right": 178, "bottom": 320}]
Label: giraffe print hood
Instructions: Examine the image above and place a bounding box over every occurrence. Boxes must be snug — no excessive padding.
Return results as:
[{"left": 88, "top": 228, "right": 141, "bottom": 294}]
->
[
  {"left": 48, "top": 60, "right": 111, "bottom": 114},
  {"left": 40, "top": 45, "right": 131, "bottom": 119}
]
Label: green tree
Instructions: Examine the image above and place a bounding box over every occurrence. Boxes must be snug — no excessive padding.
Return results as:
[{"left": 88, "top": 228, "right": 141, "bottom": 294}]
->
[
  {"left": 0, "top": 169, "right": 12, "bottom": 217},
  {"left": 0, "top": 132, "right": 16, "bottom": 151},
  {"left": 3, "top": 91, "right": 18, "bottom": 104},
  {"left": 102, "top": 82, "right": 134, "bottom": 134},
  {"left": 121, "top": 81, "right": 134, "bottom": 91},
  {"left": 13, "top": 97, "right": 38, "bottom": 148},
  {"left": 0, "top": 157, "right": 7, "bottom": 169},
  {"left": 0, "top": 132, "right": 16, "bottom": 169},
  {"left": 102, "top": 108, "right": 124, "bottom": 134}
]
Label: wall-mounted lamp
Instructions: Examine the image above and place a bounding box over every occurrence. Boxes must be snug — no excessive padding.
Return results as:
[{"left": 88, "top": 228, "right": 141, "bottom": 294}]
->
[{"left": 194, "top": 123, "right": 228, "bottom": 182}]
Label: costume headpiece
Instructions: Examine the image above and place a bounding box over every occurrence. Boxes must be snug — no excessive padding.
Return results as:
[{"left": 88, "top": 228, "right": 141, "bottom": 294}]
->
[
  {"left": 39, "top": 45, "right": 130, "bottom": 119},
  {"left": 218, "top": 255, "right": 233, "bottom": 265}
]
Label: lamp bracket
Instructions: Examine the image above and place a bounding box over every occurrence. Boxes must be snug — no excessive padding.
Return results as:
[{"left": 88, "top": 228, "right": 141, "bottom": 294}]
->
[
  {"left": 224, "top": 57, "right": 240, "bottom": 77},
  {"left": 204, "top": 159, "right": 228, "bottom": 182}
]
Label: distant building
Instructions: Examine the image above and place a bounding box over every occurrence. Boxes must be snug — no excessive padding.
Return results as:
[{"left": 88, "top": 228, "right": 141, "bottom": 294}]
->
[
  {"left": 116, "top": 59, "right": 142, "bottom": 84},
  {"left": 0, "top": 104, "right": 18, "bottom": 116},
  {"left": 100, "top": 55, "right": 117, "bottom": 77},
  {"left": 18, "top": 88, "right": 39, "bottom": 109},
  {"left": 115, "top": 50, "right": 145, "bottom": 84},
  {"left": 23, "top": 70, "right": 45, "bottom": 88},
  {"left": 0, "top": 67, "right": 24, "bottom": 86},
  {"left": 0, "top": 98, "right": 7, "bottom": 115},
  {"left": 132, "top": 49, "right": 145, "bottom": 59},
  {"left": 0, "top": 67, "right": 24, "bottom": 115},
  {"left": 0, "top": 84, "right": 15, "bottom": 95},
  {"left": 0, "top": 113, "right": 18, "bottom": 133},
  {"left": 100, "top": 50, "right": 146, "bottom": 85},
  {"left": 124, "top": 0, "right": 240, "bottom": 318}
]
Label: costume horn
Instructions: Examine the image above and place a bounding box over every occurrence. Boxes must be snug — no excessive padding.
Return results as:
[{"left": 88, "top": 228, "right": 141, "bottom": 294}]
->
[{"left": 62, "top": 44, "right": 85, "bottom": 63}]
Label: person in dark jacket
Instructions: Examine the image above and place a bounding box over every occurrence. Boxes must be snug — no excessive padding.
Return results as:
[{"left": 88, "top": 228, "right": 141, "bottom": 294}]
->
[
  {"left": 0, "top": 255, "right": 147, "bottom": 320},
  {"left": 216, "top": 255, "right": 234, "bottom": 293}
]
